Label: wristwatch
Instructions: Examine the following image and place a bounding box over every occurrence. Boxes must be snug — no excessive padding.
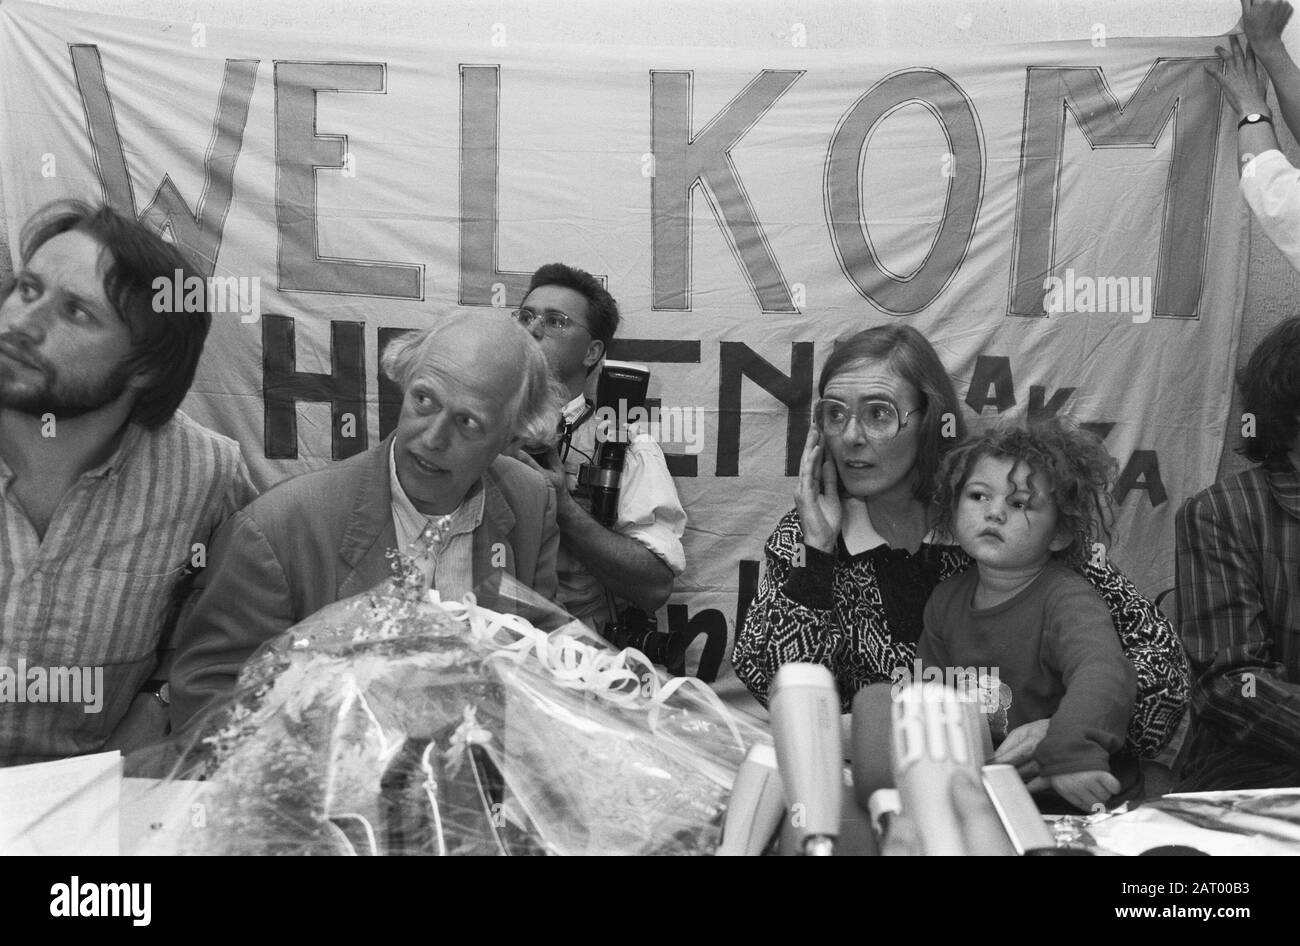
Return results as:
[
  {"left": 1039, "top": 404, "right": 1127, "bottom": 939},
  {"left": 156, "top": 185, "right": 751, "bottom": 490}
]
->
[
  {"left": 1238, "top": 112, "right": 1275, "bottom": 129},
  {"left": 140, "top": 679, "right": 171, "bottom": 707}
]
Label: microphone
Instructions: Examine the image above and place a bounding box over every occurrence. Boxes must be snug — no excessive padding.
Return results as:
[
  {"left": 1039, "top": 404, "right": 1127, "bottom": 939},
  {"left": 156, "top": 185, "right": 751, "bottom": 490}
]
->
[
  {"left": 850, "top": 682, "right": 898, "bottom": 808},
  {"left": 770, "top": 663, "right": 842, "bottom": 856},
  {"left": 981, "top": 763, "right": 1055, "bottom": 854},
  {"left": 866, "top": 788, "right": 902, "bottom": 849},
  {"left": 850, "top": 680, "right": 990, "bottom": 803},
  {"left": 890, "top": 681, "right": 987, "bottom": 856},
  {"left": 716, "top": 743, "right": 784, "bottom": 856}
]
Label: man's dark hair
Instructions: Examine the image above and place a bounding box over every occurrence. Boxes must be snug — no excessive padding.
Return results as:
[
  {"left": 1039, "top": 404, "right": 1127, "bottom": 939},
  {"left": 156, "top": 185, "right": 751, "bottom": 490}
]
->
[
  {"left": 526, "top": 262, "right": 620, "bottom": 349},
  {"left": 1237, "top": 316, "right": 1300, "bottom": 465},
  {"left": 5, "top": 199, "right": 211, "bottom": 429}
]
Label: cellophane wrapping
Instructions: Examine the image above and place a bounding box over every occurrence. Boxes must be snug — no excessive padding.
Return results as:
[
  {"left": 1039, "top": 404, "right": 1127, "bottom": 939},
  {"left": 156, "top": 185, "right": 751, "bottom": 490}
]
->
[{"left": 168, "top": 578, "right": 768, "bottom": 855}]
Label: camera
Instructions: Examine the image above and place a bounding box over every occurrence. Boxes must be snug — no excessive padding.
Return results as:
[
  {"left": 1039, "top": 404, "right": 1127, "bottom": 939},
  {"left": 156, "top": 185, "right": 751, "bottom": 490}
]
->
[
  {"left": 578, "top": 360, "right": 649, "bottom": 527},
  {"left": 602, "top": 606, "right": 685, "bottom": 675}
]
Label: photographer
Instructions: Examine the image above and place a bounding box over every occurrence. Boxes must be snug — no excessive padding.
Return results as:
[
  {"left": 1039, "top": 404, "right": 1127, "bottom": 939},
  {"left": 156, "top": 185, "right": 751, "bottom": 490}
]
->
[{"left": 513, "top": 263, "right": 686, "bottom": 636}]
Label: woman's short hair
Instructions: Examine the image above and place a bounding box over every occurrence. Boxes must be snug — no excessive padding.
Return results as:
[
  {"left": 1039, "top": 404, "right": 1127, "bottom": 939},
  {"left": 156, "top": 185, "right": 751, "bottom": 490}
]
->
[
  {"left": 818, "top": 324, "right": 965, "bottom": 502},
  {"left": 6, "top": 199, "right": 211, "bottom": 429},
  {"left": 1237, "top": 316, "right": 1300, "bottom": 465},
  {"left": 380, "top": 320, "right": 563, "bottom": 452}
]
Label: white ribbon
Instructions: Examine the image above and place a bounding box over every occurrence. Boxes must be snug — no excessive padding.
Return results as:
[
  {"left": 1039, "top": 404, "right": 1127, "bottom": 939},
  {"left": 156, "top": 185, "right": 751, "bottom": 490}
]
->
[{"left": 429, "top": 592, "right": 747, "bottom": 755}]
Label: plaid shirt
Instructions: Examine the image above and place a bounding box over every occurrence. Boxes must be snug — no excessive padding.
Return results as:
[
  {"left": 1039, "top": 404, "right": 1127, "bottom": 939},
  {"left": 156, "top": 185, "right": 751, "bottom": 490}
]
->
[
  {"left": 1176, "top": 459, "right": 1300, "bottom": 778},
  {"left": 0, "top": 412, "right": 256, "bottom": 764}
]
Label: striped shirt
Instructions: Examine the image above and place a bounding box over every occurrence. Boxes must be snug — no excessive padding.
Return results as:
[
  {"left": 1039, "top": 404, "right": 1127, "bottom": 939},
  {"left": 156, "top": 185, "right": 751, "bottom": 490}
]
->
[
  {"left": 1175, "top": 459, "right": 1300, "bottom": 788},
  {"left": 0, "top": 411, "right": 256, "bottom": 765}
]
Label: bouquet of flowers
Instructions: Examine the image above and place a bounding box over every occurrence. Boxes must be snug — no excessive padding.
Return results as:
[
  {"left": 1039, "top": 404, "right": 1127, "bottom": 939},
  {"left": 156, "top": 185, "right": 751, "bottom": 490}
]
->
[{"left": 170, "top": 518, "right": 767, "bottom": 855}]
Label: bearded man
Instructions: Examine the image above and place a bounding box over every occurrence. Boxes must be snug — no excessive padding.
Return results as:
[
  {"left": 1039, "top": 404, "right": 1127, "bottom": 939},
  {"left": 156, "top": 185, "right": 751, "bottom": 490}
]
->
[{"left": 0, "top": 200, "right": 255, "bottom": 764}]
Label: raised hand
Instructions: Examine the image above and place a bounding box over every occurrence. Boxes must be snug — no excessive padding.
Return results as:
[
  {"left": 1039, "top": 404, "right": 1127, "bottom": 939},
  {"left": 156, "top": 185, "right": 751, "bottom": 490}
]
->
[
  {"left": 1208, "top": 33, "right": 1272, "bottom": 116},
  {"left": 795, "top": 425, "right": 842, "bottom": 553},
  {"left": 1242, "top": 0, "right": 1294, "bottom": 55}
]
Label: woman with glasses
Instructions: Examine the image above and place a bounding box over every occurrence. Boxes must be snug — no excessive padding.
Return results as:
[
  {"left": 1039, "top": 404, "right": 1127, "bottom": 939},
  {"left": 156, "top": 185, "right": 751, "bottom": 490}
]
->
[{"left": 731, "top": 324, "right": 1190, "bottom": 766}]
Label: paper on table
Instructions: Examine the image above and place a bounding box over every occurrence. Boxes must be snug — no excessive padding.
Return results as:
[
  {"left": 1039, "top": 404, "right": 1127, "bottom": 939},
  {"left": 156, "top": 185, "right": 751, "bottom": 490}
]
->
[
  {"left": 120, "top": 778, "right": 206, "bottom": 855},
  {"left": 0, "top": 751, "right": 122, "bottom": 855}
]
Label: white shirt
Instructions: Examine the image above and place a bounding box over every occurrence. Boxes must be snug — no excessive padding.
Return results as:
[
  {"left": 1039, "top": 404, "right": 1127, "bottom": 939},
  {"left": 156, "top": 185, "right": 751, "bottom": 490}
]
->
[
  {"left": 388, "top": 439, "right": 484, "bottom": 601},
  {"left": 556, "top": 393, "right": 687, "bottom": 630},
  {"left": 1241, "top": 149, "right": 1300, "bottom": 274}
]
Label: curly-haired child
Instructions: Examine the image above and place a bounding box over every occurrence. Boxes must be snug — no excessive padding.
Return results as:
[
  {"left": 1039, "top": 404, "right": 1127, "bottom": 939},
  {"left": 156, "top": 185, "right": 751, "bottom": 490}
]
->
[{"left": 917, "top": 417, "right": 1138, "bottom": 812}]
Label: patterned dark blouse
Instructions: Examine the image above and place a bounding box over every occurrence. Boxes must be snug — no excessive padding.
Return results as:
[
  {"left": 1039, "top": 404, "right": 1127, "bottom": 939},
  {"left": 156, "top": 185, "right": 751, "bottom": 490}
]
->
[{"left": 731, "top": 509, "right": 1191, "bottom": 759}]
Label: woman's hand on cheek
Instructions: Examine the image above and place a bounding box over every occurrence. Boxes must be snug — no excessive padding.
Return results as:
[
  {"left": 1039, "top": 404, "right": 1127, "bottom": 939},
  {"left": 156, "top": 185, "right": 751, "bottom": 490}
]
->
[{"left": 796, "top": 426, "right": 842, "bottom": 553}]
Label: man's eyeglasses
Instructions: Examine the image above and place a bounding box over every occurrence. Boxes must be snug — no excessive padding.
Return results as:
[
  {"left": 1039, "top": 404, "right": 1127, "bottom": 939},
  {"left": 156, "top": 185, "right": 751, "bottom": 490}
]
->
[
  {"left": 814, "top": 397, "right": 922, "bottom": 440},
  {"left": 511, "top": 306, "right": 592, "bottom": 338}
]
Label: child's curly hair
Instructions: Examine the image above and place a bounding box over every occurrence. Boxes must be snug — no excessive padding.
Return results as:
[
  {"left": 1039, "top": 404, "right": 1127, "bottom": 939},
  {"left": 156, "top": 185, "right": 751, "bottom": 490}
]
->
[{"left": 933, "top": 416, "right": 1118, "bottom": 566}]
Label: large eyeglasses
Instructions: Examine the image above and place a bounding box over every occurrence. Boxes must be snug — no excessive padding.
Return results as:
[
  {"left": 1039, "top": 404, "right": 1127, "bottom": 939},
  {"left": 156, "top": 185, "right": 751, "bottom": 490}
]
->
[
  {"left": 814, "top": 397, "right": 921, "bottom": 440},
  {"left": 511, "top": 306, "right": 593, "bottom": 338}
]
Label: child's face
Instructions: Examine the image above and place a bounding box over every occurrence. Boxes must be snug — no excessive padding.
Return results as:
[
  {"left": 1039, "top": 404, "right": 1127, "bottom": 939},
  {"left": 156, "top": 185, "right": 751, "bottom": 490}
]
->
[{"left": 953, "top": 455, "right": 1070, "bottom": 570}]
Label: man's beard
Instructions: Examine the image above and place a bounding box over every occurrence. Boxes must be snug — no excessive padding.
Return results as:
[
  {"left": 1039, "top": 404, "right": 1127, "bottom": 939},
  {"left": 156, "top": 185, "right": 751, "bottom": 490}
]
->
[{"left": 0, "top": 335, "right": 134, "bottom": 420}]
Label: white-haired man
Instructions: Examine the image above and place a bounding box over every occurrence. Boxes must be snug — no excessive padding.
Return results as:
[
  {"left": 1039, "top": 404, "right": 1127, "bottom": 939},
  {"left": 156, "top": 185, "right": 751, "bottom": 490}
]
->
[{"left": 169, "top": 313, "right": 561, "bottom": 730}]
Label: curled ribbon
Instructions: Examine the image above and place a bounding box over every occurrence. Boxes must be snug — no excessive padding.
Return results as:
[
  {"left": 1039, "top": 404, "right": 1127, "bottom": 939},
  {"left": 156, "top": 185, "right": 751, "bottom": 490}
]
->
[{"left": 429, "top": 592, "right": 747, "bottom": 760}]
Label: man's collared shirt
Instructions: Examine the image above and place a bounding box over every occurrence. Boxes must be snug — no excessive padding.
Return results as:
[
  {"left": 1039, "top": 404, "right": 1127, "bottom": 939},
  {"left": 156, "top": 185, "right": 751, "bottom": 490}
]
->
[
  {"left": 556, "top": 393, "right": 687, "bottom": 630},
  {"left": 1176, "top": 456, "right": 1300, "bottom": 778},
  {"left": 0, "top": 411, "right": 256, "bottom": 764},
  {"left": 388, "top": 439, "right": 484, "bottom": 602}
]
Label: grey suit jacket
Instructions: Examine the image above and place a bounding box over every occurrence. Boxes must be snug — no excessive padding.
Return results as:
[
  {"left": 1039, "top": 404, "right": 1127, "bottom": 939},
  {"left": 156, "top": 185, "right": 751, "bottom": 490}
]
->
[{"left": 169, "top": 435, "right": 559, "bottom": 729}]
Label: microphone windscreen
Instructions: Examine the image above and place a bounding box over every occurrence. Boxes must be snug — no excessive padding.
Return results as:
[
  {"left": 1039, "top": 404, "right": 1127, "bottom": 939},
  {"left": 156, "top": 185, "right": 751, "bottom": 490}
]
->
[
  {"left": 850, "top": 682, "right": 898, "bottom": 808},
  {"left": 716, "top": 743, "right": 783, "bottom": 856},
  {"left": 891, "top": 681, "right": 985, "bottom": 856},
  {"left": 770, "top": 663, "right": 842, "bottom": 853},
  {"left": 966, "top": 695, "right": 994, "bottom": 766}
]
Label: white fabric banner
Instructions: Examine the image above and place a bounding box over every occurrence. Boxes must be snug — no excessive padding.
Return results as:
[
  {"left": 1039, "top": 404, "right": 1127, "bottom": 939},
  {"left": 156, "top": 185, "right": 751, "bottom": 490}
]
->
[{"left": 0, "top": 1, "right": 1246, "bottom": 692}]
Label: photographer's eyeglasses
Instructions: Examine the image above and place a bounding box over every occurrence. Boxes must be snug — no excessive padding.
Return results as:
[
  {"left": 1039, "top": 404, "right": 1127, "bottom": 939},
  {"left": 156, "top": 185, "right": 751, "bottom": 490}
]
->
[
  {"left": 814, "top": 397, "right": 921, "bottom": 440},
  {"left": 511, "top": 306, "right": 593, "bottom": 338}
]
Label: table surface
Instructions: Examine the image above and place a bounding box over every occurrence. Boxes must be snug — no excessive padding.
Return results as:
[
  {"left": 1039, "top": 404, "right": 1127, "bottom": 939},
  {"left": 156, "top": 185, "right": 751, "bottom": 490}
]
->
[
  {"left": 117, "top": 777, "right": 1300, "bottom": 856},
  {"left": 120, "top": 778, "right": 205, "bottom": 856}
]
